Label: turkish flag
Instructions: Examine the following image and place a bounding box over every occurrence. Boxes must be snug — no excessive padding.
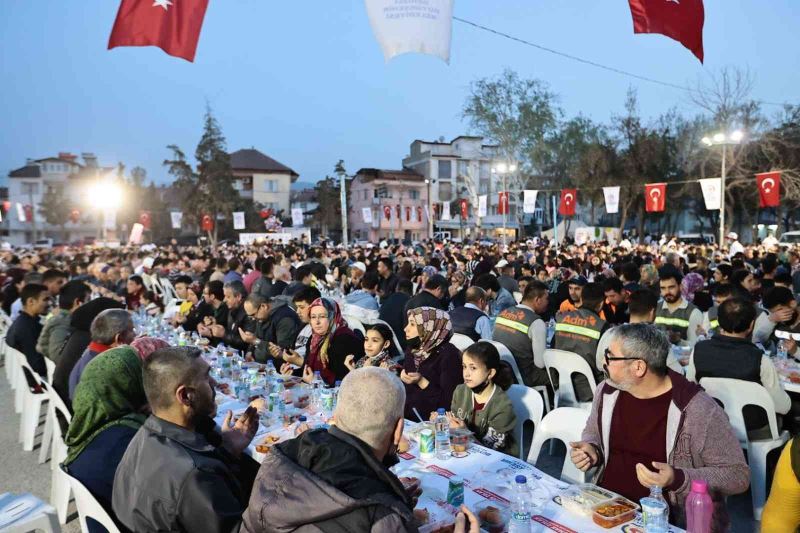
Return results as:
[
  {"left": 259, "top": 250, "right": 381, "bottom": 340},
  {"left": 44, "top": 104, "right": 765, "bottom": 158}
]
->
[
  {"left": 383, "top": 205, "right": 391, "bottom": 220},
  {"left": 417, "top": 206, "right": 423, "bottom": 222},
  {"left": 559, "top": 189, "right": 577, "bottom": 216},
  {"left": 396, "top": 205, "right": 401, "bottom": 220},
  {"left": 628, "top": 0, "right": 705, "bottom": 63},
  {"left": 460, "top": 199, "right": 469, "bottom": 219},
  {"left": 23, "top": 205, "right": 34, "bottom": 222},
  {"left": 498, "top": 192, "right": 509, "bottom": 215},
  {"left": 139, "top": 211, "right": 152, "bottom": 229},
  {"left": 108, "top": 0, "right": 210, "bottom": 62},
  {"left": 201, "top": 214, "right": 214, "bottom": 232},
  {"left": 645, "top": 183, "right": 667, "bottom": 212},
  {"left": 756, "top": 171, "right": 781, "bottom": 207}
]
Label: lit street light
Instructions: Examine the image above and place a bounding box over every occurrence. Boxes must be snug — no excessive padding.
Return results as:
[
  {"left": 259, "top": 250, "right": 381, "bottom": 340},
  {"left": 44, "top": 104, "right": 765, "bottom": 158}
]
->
[
  {"left": 701, "top": 130, "right": 744, "bottom": 246},
  {"left": 492, "top": 162, "right": 517, "bottom": 247}
]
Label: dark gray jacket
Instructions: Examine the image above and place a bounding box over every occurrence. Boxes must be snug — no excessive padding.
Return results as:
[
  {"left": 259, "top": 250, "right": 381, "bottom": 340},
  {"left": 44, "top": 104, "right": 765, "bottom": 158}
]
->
[
  {"left": 112, "top": 415, "right": 247, "bottom": 533},
  {"left": 242, "top": 427, "right": 417, "bottom": 533},
  {"left": 252, "top": 301, "right": 302, "bottom": 363}
]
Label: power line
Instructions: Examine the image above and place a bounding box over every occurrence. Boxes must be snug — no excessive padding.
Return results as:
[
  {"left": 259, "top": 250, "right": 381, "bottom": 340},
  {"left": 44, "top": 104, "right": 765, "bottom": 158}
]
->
[{"left": 453, "top": 16, "right": 792, "bottom": 108}]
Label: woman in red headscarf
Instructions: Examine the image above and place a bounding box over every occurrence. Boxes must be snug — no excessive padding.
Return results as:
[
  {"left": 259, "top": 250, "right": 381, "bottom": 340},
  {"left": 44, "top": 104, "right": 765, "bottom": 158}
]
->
[{"left": 286, "top": 297, "right": 364, "bottom": 386}]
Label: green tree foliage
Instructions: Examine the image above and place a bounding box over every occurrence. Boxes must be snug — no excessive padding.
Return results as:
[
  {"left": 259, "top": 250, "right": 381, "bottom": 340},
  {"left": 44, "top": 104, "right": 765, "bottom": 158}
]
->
[
  {"left": 164, "top": 105, "right": 237, "bottom": 245},
  {"left": 38, "top": 184, "right": 72, "bottom": 239}
]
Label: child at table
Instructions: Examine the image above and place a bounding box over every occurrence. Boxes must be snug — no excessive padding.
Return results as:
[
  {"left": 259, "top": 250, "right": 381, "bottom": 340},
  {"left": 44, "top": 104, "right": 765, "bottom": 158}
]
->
[
  {"left": 344, "top": 323, "right": 399, "bottom": 372},
  {"left": 436, "top": 342, "right": 518, "bottom": 457}
]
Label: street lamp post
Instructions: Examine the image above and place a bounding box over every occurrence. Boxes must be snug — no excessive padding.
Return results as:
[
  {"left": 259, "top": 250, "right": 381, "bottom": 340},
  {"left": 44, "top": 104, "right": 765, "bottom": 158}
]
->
[
  {"left": 424, "top": 179, "right": 433, "bottom": 240},
  {"left": 702, "top": 130, "right": 744, "bottom": 245},
  {"left": 336, "top": 166, "right": 348, "bottom": 248},
  {"left": 492, "top": 162, "right": 517, "bottom": 247}
]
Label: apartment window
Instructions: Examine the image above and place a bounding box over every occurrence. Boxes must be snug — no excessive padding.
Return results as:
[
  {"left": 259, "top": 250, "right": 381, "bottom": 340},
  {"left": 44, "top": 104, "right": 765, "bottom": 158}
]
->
[
  {"left": 242, "top": 176, "right": 253, "bottom": 191},
  {"left": 22, "top": 182, "right": 39, "bottom": 195},
  {"left": 480, "top": 162, "right": 491, "bottom": 180},
  {"left": 409, "top": 190, "right": 420, "bottom": 200},
  {"left": 265, "top": 180, "right": 278, "bottom": 192},
  {"left": 375, "top": 186, "right": 390, "bottom": 199},
  {"left": 438, "top": 160, "right": 451, "bottom": 181},
  {"left": 439, "top": 182, "right": 452, "bottom": 202}
]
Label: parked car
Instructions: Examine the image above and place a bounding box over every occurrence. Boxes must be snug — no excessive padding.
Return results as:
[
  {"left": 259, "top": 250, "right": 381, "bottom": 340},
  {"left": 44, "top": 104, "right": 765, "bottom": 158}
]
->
[{"left": 779, "top": 231, "right": 800, "bottom": 246}]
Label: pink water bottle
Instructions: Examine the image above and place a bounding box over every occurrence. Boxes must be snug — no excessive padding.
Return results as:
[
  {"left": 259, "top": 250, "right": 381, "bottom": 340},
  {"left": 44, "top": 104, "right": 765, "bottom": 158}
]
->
[{"left": 685, "top": 480, "right": 713, "bottom": 533}]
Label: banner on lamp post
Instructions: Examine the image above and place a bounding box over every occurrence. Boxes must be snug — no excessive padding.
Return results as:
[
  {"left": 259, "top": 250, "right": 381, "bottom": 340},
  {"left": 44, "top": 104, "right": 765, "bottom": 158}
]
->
[
  {"left": 442, "top": 202, "right": 451, "bottom": 220},
  {"left": 365, "top": 0, "right": 454, "bottom": 64},
  {"left": 498, "top": 192, "right": 509, "bottom": 215},
  {"left": 603, "top": 186, "right": 620, "bottom": 214},
  {"left": 291, "top": 208, "right": 304, "bottom": 227},
  {"left": 129, "top": 223, "right": 144, "bottom": 244},
  {"left": 232, "top": 211, "right": 246, "bottom": 230},
  {"left": 477, "top": 195, "right": 488, "bottom": 218},
  {"left": 699, "top": 178, "right": 722, "bottom": 210},
  {"left": 559, "top": 189, "right": 577, "bottom": 216},
  {"left": 362, "top": 207, "right": 373, "bottom": 224},
  {"left": 523, "top": 190, "right": 538, "bottom": 214},
  {"left": 645, "top": 183, "right": 666, "bottom": 213},
  {"left": 16, "top": 203, "right": 25, "bottom": 222},
  {"left": 460, "top": 199, "right": 468, "bottom": 219},
  {"left": 170, "top": 211, "right": 183, "bottom": 229},
  {"left": 104, "top": 209, "right": 117, "bottom": 230}
]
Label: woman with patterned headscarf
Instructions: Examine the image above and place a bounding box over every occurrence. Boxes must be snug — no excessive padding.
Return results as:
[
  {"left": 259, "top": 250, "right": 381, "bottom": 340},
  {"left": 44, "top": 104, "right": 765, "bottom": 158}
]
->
[
  {"left": 63, "top": 345, "right": 147, "bottom": 530},
  {"left": 292, "top": 297, "right": 364, "bottom": 386},
  {"left": 401, "top": 307, "right": 462, "bottom": 420}
]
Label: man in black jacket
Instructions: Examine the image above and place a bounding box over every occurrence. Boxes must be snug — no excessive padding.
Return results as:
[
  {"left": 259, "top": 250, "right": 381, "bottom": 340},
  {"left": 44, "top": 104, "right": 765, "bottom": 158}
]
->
[
  {"left": 207, "top": 280, "right": 250, "bottom": 351},
  {"left": 7, "top": 283, "right": 50, "bottom": 380},
  {"left": 240, "top": 293, "right": 301, "bottom": 363},
  {"left": 403, "top": 274, "right": 448, "bottom": 316},
  {"left": 242, "top": 367, "right": 417, "bottom": 533},
  {"left": 379, "top": 279, "right": 412, "bottom": 350},
  {"left": 113, "top": 347, "right": 259, "bottom": 533}
]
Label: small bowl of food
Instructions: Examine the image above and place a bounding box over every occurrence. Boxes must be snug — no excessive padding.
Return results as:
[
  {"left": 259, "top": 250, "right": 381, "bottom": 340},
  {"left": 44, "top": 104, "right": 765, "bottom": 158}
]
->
[
  {"left": 475, "top": 500, "right": 509, "bottom": 533},
  {"left": 450, "top": 428, "right": 471, "bottom": 458}
]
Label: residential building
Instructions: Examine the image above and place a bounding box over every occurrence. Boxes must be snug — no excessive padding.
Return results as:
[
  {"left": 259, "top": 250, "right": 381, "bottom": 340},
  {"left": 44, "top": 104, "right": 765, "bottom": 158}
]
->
[
  {"left": 402, "top": 136, "right": 521, "bottom": 240},
  {"left": 349, "top": 168, "right": 428, "bottom": 242},
  {"left": 230, "top": 148, "right": 299, "bottom": 214},
  {"left": 4, "top": 152, "right": 111, "bottom": 245},
  {"left": 290, "top": 188, "right": 319, "bottom": 230}
]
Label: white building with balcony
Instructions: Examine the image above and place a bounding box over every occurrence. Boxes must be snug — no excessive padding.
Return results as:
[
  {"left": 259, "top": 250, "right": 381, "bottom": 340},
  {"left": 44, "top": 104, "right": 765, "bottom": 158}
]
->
[
  {"left": 230, "top": 148, "right": 299, "bottom": 214},
  {"left": 401, "top": 136, "right": 520, "bottom": 240},
  {"left": 349, "top": 168, "right": 428, "bottom": 242}
]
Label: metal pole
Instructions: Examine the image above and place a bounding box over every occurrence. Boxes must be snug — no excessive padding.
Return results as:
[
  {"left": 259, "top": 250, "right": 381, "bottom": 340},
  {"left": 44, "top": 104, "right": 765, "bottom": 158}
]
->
[
  {"left": 719, "top": 144, "right": 727, "bottom": 246},
  {"left": 339, "top": 171, "right": 348, "bottom": 247},
  {"left": 552, "top": 194, "right": 558, "bottom": 250},
  {"left": 502, "top": 173, "right": 507, "bottom": 247},
  {"left": 427, "top": 180, "right": 433, "bottom": 240}
]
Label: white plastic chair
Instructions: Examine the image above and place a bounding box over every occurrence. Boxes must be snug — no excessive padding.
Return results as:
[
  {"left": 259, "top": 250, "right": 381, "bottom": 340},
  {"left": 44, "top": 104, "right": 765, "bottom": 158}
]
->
[
  {"left": 46, "top": 388, "right": 73, "bottom": 524},
  {"left": 15, "top": 351, "right": 49, "bottom": 451},
  {"left": 344, "top": 316, "right": 366, "bottom": 336},
  {"left": 0, "top": 493, "right": 60, "bottom": 533},
  {"left": 63, "top": 469, "right": 121, "bottom": 533},
  {"left": 39, "top": 359, "right": 58, "bottom": 464},
  {"left": 450, "top": 333, "right": 475, "bottom": 352},
  {"left": 513, "top": 291, "right": 523, "bottom": 304},
  {"left": 159, "top": 276, "right": 177, "bottom": 307},
  {"left": 543, "top": 349, "right": 597, "bottom": 409},
  {"left": 699, "top": 377, "right": 789, "bottom": 520},
  {"left": 483, "top": 340, "right": 551, "bottom": 413},
  {"left": 506, "top": 384, "right": 544, "bottom": 462},
  {"left": 528, "top": 407, "right": 590, "bottom": 484}
]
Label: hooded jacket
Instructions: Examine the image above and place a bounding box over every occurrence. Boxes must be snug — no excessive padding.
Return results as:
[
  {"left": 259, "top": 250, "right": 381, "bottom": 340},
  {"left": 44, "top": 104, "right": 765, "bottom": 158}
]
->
[
  {"left": 52, "top": 297, "right": 124, "bottom": 407},
  {"left": 242, "top": 426, "right": 417, "bottom": 533},
  {"left": 581, "top": 370, "right": 750, "bottom": 532},
  {"left": 345, "top": 289, "right": 379, "bottom": 311}
]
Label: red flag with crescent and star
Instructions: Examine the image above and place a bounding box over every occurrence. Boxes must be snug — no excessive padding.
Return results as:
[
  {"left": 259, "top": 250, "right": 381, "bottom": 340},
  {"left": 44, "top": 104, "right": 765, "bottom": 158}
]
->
[
  {"left": 756, "top": 171, "right": 781, "bottom": 207},
  {"left": 628, "top": 0, "right": 705, "bottom": 63},
  {"left": 383, "top": 205, "right": 391, "bottom": 220},
  {"left": 201, "top": 214, "right": 214, "bottom": 232},
  {"left": 559, "top": 189, "right": 577, "bottom": 216},
  {"left": 498, "top": 192, "right": 509, "bottom": 215},
  {"left": 645, "top": 183, "right": 667, "bottom": 212},
  {"left": 460, "top": 199, "right": 469, "bottom": 219},
  {"left": 108, "top": 0, "right": 210, "bottom": 62}
]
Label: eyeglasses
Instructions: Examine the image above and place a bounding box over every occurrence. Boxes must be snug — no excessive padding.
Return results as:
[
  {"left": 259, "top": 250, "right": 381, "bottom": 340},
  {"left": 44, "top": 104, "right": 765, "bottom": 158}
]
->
[
  {"left": 604, "top": 348, "right": 643, "bottom": 366},
  {"left": 309, "top": 315, "right": 328, "bottom": 321}
]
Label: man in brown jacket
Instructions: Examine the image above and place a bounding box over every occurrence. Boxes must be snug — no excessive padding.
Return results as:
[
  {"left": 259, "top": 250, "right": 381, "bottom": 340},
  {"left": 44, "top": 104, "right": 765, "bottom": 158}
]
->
[{"left": 570, "top": 323, "right": 749, "bottom": 532}]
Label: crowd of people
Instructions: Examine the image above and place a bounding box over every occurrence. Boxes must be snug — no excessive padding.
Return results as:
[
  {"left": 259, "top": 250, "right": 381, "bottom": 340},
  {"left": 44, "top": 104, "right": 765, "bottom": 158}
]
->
[{"left": 4, "top": 232, "right": 800, "bottom": 532}]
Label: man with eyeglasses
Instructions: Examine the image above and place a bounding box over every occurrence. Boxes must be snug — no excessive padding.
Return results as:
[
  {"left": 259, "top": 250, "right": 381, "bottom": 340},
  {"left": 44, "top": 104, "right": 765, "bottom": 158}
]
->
[{"left": 570, "top": 323, "right": 749, "bottom": 531}]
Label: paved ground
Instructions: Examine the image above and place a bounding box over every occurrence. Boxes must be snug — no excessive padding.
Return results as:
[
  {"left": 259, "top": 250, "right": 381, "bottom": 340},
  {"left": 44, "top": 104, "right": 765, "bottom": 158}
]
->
[{"left": 0, "top": 362, "right": 757, "bottom": 533}]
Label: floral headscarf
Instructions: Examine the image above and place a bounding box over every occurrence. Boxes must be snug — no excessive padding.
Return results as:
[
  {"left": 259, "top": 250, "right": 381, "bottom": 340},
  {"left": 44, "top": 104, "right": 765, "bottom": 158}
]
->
[
  {"left": 131, "top": 337, "right": 170, "bottom": 362},
  {"left": 406, "top": 307, "right": 453, "bottom": 369},
  {"left": 307, "top": 297, "right": 348, "bottom": 368},
  {"left": 681, "top": 273, "right": 705, "bottom": 302},
  {"left": 640, "top": 264, "right": 659, "bottom": 286},
  {"left": 64, "top": 346, "right": 145, "bottom": 466}
]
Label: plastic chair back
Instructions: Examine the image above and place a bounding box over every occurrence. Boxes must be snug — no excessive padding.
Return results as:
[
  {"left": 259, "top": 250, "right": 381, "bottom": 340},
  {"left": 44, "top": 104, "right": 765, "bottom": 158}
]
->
[
  {"left": 699, "top": 377, "right": 781, "bottom": 443},
  {"left": 63, "top": 468, "right": 122, "bottom": 533},
  {"left": 544, "top": 349, "right": 597, "bottom": 407},
  {"left": 481, "top": 340, "right": 524, "bottom": 384},
  {"left": 450, "top": 333, "right": 475, "bottom": 352},
  {"left": 529, "top": 407, "right": 590, "bottom": 484},
  {"left": 506, "top": 384, "right": 544, "bottom": 461}
]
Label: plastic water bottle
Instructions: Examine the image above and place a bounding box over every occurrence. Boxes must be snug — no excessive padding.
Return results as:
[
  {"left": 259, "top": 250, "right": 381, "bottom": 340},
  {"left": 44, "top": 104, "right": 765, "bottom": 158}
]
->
[
  {"left": 434, "top": 408, "right": 451, "bottom": 460},
  {"left": 778, "top": 339, "right": 790, "bottom": 361},
  {"left": 508, "top": 475, "right": 531, "bottom": 532},
  {"left": 547, "top": 318, "right": 556, "bottom": 346},
  {"left": 332, "top": 380, "right": 342, "bottom": 410},
  {"left": 311, "top": 371, "right": 324, "bottom": 409},
  {"left": 266, "top": 360, "right": 276, "bottom": 377},
  {"left": 685, "top": 480, "right": 713, "bottom": 533},
  {"left": 641, "top": 485, "right": 669, "bottom": 532}
]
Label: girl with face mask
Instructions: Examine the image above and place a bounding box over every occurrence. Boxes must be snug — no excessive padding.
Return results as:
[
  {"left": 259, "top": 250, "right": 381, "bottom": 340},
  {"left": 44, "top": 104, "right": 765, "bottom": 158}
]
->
[
  {"left": 440, "top": 342, "right": 518, "bottom": 457},
  {"left": 344, "top": 323, "right": 397, "bottom": 371}
]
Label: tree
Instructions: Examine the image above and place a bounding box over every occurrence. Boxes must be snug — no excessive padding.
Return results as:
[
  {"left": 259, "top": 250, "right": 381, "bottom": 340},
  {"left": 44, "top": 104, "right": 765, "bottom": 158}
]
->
[
  {"left": 38, "top": 184, "right": 72, "bottom": 241},
  {"left": 164, "top": 105, "right": 238, "bottom": 245},
  {"left": 314, "top": 176, "right": 344, "bottom": 239},
  {"left": 463, "top": 69, "right": 561, "bottom": 230}
]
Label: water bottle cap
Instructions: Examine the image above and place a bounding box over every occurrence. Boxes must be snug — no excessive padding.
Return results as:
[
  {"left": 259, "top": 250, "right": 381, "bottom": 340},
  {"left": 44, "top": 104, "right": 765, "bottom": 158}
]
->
[
  {"left": 437, "top": 408, "right": 446, "bottom": 415},
  {"left": 691, "top": 479, "right": 708, "bottom": 493},
  {"left": 515, "top": 475, "right": 527, "bottom": 484},
  {"left": 299, "top": 416, "right": 307, "bottom": 422},
  {"left": 335, "top": 380, "right": 342, "bottom": 386},
  {"left": 277, "top": 379, "right": 284, "bottom": 383}
]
